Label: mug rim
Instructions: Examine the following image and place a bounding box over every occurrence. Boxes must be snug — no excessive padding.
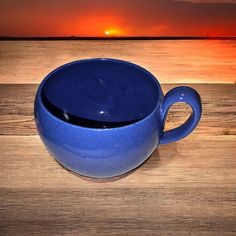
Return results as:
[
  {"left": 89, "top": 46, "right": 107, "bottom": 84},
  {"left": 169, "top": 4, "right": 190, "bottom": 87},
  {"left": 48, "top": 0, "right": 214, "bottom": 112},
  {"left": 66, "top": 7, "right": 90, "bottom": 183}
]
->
[{"left": 36, "top": 58, "right": 163, "bottom": 131}]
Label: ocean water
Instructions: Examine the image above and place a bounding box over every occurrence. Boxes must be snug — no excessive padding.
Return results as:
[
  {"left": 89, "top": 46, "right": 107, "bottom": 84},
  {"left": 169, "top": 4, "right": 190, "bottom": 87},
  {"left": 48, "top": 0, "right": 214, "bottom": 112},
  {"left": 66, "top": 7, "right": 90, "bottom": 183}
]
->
[{"left": 0, "top": 39, "right": 235, "bottom": 84}]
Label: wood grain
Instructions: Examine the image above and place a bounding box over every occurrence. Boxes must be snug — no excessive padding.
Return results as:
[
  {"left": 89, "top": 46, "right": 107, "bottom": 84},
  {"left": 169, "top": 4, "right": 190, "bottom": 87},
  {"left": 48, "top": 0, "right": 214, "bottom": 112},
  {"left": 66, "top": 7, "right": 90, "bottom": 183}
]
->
[
  {"left": 0, "top": 83, "right": 236, "bottom": 235},
  {"left": 0, "top": 135, "right": 236, "bottom": 235},
  {"left": 0, "top": 40, "right": 235, "bottom": 84},
  {"left": 0, "top": 41, "right": 236, "bottom": 235},
  {"left": 0, "top": 84, "right": 235, "bottom": 136},
  {"left": 1, "top": 135, "right": 236, "bottom": 188}
]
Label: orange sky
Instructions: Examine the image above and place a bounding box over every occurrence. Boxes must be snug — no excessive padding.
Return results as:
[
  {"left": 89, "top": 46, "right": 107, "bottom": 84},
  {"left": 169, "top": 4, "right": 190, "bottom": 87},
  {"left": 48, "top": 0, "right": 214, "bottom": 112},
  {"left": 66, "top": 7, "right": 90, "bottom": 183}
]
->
[{"left": 0, "top": 0, "right": 236, "bottom": 37}]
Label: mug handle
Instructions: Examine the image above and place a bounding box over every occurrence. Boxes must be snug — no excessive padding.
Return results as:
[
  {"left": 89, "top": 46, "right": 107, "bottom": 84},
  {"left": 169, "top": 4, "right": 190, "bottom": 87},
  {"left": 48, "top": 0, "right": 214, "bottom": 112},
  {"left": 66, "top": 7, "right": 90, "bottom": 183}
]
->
[{"left": 159, "top": 86, "right": 202, "bottom": 144}]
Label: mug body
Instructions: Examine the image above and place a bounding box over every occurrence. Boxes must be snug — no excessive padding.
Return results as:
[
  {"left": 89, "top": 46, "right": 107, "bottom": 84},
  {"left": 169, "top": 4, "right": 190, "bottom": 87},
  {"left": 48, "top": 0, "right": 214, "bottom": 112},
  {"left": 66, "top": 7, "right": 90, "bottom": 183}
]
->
[{"left": 34, "top": 58, "right": 165, "bottom": 178}]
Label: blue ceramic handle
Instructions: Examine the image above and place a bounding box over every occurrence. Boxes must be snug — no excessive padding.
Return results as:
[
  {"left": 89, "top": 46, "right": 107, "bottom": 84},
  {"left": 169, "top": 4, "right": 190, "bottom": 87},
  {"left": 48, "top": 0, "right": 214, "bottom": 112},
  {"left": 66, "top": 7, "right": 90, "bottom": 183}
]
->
[{"left": 160, "top": 86, "right": 202, "bottom": 144}]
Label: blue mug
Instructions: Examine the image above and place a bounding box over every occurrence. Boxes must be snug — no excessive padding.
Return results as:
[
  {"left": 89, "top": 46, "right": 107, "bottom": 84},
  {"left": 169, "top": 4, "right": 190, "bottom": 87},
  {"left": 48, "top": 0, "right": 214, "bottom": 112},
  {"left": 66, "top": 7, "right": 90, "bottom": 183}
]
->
[{"left": 34, "top": 58, "right": 202, "bottom": 178}]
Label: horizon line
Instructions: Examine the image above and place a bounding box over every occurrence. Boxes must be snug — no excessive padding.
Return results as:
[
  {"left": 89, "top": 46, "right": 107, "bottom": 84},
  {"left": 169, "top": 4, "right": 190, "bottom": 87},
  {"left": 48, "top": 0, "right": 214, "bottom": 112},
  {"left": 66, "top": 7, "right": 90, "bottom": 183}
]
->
[{"left": 0, "top": 36, "right": 236, "bottom": 41}]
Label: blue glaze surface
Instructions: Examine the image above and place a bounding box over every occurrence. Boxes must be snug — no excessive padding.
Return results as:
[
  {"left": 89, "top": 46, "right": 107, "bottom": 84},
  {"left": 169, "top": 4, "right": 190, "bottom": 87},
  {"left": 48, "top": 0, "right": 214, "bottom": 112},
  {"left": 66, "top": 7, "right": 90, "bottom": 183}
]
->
[{"left": 34, "top": 58, "right": 202, "bottom": 178}]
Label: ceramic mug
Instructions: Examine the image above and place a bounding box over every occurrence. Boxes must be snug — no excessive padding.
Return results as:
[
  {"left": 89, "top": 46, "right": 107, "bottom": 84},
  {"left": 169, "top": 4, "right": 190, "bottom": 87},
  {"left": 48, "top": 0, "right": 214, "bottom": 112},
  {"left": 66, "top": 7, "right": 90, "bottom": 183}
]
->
[{"left": 34, "top": 58, "right": 202, "bottom": 178}]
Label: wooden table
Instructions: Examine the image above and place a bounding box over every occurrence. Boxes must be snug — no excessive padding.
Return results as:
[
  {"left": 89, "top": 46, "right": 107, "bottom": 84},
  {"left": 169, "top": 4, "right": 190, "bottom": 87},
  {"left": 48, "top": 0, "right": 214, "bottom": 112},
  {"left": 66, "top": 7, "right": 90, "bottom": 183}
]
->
[{"left": 0, "top": 41, "right": 236, "bottom": 235}]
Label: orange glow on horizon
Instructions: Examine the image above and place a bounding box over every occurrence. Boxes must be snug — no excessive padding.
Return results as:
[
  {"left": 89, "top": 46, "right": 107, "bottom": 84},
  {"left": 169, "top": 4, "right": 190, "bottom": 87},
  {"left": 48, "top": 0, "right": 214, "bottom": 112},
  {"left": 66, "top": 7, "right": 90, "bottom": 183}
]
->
[
  {"left": 0, "top": 0, "right": 235, "bottom": 37},
  {"left": 104, "top": 28, "right": 123, "bottom": 36},
  {"left": 63, "top": 14, "right": 128, "bottom": 37}
]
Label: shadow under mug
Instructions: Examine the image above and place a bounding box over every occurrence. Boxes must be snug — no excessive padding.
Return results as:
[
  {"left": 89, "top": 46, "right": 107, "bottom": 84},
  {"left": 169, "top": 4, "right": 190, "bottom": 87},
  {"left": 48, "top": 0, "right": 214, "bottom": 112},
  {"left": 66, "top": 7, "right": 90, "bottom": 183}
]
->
[{"left": 34, "top": 58, "right": 202, "bottom": 178}]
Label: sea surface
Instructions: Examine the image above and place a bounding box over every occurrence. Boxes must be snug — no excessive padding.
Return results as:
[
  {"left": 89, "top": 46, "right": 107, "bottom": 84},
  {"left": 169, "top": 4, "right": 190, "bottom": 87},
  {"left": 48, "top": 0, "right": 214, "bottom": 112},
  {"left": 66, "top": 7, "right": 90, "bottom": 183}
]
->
[{"left": 0, "top": 39, "right": 235, "bottom": 84}]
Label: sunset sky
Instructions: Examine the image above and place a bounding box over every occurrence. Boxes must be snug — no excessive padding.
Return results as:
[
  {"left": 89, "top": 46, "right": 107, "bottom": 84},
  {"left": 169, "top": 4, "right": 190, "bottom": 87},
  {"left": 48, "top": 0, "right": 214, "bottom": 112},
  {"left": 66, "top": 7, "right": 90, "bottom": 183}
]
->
[{"left": 0, "top": 0, "right": 235, "bottom": 37}]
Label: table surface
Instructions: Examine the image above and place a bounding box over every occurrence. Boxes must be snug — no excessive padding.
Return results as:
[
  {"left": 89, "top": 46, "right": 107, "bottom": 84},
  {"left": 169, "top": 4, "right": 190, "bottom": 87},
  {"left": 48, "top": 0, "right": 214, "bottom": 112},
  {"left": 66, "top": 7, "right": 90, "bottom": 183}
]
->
[{"left": 0, "top": 40, "right": 236, "bottom": 235}]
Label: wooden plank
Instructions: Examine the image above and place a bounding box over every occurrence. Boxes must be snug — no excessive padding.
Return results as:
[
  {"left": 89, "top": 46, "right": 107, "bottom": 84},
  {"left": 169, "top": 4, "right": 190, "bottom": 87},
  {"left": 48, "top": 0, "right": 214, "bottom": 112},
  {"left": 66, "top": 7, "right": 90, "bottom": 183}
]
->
[
  {"left": 0, "top": 135, "right": 236, "bottom": 235},
  {"left": 1, "top": 39, "right": 236, "bottom": 235},
  {"left": 0, "top": 84, "right": 235, "bottom": 136},
  {"left": 1, "top": 188, "right": 236, "bottom": 235},
  {"left": 0, "top": 40, "right": 235, "bottom": 84},
  {"left": 0, "top": 135, "right": 236, "bottom": 188}
]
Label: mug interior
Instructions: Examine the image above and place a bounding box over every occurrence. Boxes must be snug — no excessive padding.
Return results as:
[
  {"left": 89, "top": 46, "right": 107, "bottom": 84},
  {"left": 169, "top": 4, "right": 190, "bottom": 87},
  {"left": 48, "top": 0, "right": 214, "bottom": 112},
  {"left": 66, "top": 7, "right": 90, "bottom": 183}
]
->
[{"left": 41, "top": 59, "right": 160, "bottom": 128}]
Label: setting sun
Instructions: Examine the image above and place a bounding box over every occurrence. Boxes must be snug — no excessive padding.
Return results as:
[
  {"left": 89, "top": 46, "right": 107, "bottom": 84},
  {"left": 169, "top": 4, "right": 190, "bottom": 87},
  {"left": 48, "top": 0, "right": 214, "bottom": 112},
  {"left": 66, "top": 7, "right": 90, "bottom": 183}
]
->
[{"left": 104, "top": 28, "right": 122, "bottom": 36}]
